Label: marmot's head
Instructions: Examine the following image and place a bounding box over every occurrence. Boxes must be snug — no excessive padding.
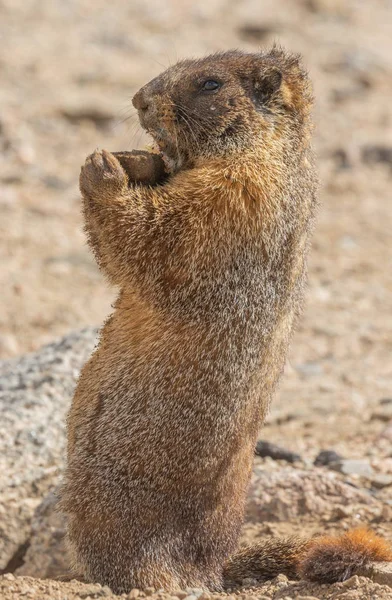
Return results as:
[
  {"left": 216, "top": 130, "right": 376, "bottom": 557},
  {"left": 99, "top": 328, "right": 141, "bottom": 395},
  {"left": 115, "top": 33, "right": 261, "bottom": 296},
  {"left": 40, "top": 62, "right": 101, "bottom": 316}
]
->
[{"left": 132, "top": 47, "right": 313, "bottom": 170}]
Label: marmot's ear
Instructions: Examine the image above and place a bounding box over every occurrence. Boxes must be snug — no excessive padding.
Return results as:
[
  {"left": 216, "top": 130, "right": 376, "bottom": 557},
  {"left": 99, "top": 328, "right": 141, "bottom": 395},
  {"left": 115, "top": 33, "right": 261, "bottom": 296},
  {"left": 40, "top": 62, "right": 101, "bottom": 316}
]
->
[{"left": 253, "top": 67, "right": 282, "bottom": 105}]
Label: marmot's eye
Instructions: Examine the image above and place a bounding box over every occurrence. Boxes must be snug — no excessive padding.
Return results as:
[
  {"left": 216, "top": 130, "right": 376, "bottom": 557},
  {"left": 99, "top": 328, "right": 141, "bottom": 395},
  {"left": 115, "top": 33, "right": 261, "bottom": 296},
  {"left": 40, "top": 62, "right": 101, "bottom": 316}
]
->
[{"left": 201, "top": 80, "right": 221, "bottom": 92}]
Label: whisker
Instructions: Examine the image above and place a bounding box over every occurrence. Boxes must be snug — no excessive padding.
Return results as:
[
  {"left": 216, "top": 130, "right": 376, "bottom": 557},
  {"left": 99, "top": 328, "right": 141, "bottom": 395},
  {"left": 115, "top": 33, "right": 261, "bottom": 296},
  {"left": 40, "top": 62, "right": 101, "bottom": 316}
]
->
[
  {"left": 135, "top": 126, "right": 146, "bottom": 150},
  {"left": 175, "top": 102, "right": 213, "bottom": 136},
  {"left": 148, "top": 56, "right": 167, "bottom": 70},
  {"left": 174, "top": 103, "right": 213, "bottom": 151},
  {"left": 115, "top": 113, "right": 138, "bottom": 128},
  {"left": 176, "top": 108, "right": 200, "bottom": 154},
  {"left": 117, "top": 104, "right": 136, "bottom": 115}
]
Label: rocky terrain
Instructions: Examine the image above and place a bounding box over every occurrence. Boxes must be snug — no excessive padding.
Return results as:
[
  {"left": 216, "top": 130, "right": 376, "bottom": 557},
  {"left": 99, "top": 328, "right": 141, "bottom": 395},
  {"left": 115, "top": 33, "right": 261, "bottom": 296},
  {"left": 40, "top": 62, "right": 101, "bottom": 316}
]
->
[{"left": 1, "top": 0, "right": 392, "bottom": 598}]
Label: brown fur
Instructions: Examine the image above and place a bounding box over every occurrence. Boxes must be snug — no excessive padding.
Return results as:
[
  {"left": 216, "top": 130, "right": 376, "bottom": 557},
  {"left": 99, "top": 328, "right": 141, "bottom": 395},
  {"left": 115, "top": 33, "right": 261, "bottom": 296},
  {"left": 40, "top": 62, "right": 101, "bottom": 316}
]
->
[
  {"left": 223, "top": 537, "right": 312, "bottom": 583},
  {"left": 59, "top": 47, "right": 390, "bottom": 594},
  {"left": 298, "top": 528, "right": 392, "bottom": 584}
]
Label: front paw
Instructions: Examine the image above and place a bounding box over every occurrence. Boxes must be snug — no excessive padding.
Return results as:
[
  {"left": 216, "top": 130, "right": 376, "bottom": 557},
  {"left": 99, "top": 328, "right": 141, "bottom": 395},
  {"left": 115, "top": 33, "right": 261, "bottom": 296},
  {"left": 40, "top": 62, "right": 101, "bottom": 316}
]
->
[{"left": 80, "top": 149, "right": 128, "bottom": 201}]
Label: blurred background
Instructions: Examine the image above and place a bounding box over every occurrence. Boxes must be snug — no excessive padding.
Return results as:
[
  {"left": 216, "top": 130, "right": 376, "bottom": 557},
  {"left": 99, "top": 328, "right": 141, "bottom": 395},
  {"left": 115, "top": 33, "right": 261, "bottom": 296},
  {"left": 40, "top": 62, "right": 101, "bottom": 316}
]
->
[
  {"left": 1, "top": 0, "right": 392, "bottom": 443},
  {"left": 1, "top": 2, "right": 392, "bottom": 589},
  {"left": 0, "top": 0, "right": 390, "bottom": 359}
]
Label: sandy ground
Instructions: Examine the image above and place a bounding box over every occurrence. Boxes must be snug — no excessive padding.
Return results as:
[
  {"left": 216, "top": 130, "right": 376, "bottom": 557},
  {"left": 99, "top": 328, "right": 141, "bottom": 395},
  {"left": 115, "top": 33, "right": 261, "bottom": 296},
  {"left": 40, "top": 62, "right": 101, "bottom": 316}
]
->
[{"left": 1, "top": 0, "right": 392, "bottom": 598}]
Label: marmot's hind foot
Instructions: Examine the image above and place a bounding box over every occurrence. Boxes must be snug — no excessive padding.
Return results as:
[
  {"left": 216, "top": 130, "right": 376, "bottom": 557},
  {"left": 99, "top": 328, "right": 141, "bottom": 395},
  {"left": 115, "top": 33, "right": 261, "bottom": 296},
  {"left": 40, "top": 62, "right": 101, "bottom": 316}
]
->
[{"left": 299, "top": 528, "right": 392, "bottom": 583}]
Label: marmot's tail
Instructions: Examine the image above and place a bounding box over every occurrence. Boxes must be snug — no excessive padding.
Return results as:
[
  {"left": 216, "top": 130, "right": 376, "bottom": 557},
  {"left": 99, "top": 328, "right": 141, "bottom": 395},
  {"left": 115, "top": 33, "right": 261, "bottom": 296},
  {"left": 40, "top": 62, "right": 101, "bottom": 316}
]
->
[
  {"left": 223, "top": 528, "right": 392, "bottom": 585},
  {"left": 299, "top": 528, "right": 392, "bottom": 583}
]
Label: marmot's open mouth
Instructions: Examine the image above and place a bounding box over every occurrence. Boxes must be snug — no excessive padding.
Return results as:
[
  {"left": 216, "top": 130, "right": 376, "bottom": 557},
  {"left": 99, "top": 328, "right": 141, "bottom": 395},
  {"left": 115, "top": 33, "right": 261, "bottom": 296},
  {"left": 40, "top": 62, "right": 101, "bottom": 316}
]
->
[{"left": 148, "top": 132, "right": 182, "bottom": 174}]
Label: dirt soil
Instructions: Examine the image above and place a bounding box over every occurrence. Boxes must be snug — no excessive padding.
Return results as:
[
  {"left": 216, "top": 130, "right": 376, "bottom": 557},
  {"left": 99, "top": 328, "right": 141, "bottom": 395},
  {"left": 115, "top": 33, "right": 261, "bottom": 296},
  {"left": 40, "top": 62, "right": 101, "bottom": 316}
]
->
[{"left": 1, "top": 0, "right": 392, "bottom": 599}]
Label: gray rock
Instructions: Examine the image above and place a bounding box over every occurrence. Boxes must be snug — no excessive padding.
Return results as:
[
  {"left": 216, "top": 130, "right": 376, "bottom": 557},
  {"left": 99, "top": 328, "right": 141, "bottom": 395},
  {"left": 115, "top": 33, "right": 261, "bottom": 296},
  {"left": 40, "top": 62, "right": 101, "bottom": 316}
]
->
[
  {"left": 330, "top": 459, "right": 374, "bottom": 477},
  {"left": 246, "top": 467, "right": 375, "bottom": 522},
  {"left": 0, "top": 328, "right": 97, "bottom": 571},
  {"left": 360, "top": 562, "right": 392, "bottom": 587},
  {"left": 15, "top": 491, "right": 68, "bottom": 579}
]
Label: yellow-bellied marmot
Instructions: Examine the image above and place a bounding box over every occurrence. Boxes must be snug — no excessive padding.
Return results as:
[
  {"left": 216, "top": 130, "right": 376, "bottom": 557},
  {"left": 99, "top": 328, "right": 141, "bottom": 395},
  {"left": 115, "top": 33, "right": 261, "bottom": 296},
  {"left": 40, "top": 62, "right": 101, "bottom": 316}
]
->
[{"left": 61, "top": 47, "right": 392, "bottom": 594}]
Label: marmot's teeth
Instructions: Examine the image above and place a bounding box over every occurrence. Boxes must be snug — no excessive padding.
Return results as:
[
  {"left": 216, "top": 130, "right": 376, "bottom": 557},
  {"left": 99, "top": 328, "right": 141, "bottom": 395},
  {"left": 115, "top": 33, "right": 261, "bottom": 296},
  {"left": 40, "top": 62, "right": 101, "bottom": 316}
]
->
[{"left": 145, "top": 139, "right": 176, "bottom": 174}]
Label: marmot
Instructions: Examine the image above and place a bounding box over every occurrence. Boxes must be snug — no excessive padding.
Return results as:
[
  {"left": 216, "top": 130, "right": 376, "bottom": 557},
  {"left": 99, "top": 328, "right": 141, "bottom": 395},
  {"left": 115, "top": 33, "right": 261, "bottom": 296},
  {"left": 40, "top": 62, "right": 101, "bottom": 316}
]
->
[{"left": 61, "top": 48, "right": 392, "bottom": 594}]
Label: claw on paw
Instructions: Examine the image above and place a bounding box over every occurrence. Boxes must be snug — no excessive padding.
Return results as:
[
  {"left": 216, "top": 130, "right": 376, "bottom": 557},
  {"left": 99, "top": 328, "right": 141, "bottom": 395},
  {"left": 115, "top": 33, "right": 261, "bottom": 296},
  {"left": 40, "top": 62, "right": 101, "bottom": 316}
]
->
[{"left": 79, "top": 149, "right": 128, "bottom": 201}]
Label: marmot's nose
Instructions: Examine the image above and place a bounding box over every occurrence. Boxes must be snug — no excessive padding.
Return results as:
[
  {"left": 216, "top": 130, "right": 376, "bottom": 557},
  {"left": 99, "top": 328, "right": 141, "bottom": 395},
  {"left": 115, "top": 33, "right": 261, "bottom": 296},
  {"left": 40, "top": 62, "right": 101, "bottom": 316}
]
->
[{"left": 132, "top": 90, "right": 149, "bottom": 111}]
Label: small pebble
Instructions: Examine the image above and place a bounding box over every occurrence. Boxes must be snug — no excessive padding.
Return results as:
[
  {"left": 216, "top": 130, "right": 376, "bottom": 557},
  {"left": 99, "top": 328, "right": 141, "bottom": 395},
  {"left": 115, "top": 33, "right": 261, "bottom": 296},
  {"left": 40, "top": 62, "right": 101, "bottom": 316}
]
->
[
  {"left": 371, "top": 474, "right": 392, "bottom": 489},
  {"left": 185, "top": 589, "right": 204, "bottom": 598},
  {"left": 273, "top": 574, "right": 289, "bottom": 588},
  {"left": 241, "top": 578, "right": 258, "bottom": 587},
  {"left": 380, "top": 505, "right": 392, "bottom": 521},
  {"left": 380, "top": 424, "right": 392, "bottom": 442},
  {"left": 314, "top": 449, "right": 343, "bottom": 466},
  {"left": 371, "top": 405, "right": 392, "bottom": 422},
  {"left": 128, "top": 590, "right": 140, "bottom": 599},
  {"left": 333, "top": 505, "right": 352, "bottom": 519},
  {"left": 255, "top": 440, "right": 301, "bottom": 463},
  {"left": 341, "top": 575, "right": 361, "bottom": 588},
  {"left": 0, "top": 333, "right": 19, "bottom": 357},
  {"left": 295, "top": 361, "right": 322, "bottom": 377},
  {"left": 361, "top": 145, "right": 392, "bottom": 166},
  {"left": 16, "top": 142, "right": 35, "bottom": 165}
]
